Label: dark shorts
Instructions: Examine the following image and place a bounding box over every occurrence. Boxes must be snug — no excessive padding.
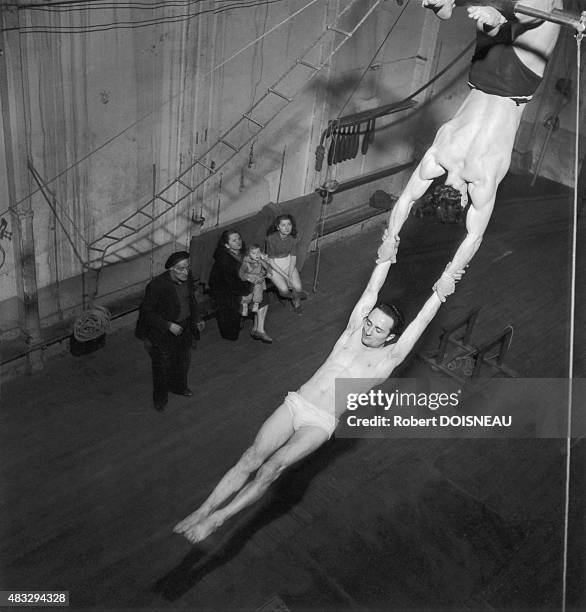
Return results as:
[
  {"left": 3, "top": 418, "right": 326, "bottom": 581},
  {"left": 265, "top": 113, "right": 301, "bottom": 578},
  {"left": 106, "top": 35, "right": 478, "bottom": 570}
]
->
[{"left": 469, "top": 42, "right": 542, "bottom": 104}]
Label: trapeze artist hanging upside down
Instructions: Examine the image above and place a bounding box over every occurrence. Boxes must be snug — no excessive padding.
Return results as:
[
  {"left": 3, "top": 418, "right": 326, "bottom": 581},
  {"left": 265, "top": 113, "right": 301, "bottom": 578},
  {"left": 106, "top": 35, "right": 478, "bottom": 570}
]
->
[{"left": 382, "top": 0, "right": 563, "bottom": 299}]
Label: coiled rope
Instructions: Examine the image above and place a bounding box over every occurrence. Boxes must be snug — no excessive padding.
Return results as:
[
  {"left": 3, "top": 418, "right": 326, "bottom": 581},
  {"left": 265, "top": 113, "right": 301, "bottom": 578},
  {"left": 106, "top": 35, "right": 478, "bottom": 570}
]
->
[{"left": 72, "top": 305, "right": 111, "bottom": 341}]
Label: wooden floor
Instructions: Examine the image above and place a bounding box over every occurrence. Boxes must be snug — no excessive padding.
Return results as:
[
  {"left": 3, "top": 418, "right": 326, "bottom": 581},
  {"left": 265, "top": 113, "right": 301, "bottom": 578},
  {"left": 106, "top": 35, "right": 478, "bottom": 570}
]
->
[{"left": 1, "top": 175, "right": 584, "bottom": 612}]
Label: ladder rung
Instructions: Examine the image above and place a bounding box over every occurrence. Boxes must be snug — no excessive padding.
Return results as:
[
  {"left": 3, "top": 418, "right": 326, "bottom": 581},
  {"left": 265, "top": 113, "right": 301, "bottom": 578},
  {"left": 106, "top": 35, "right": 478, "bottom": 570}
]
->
[
  {"left": 219, "top": 139, "right": 239, "bottom": 152},
  {"left": 243, "top": 113, "right": 265, "bottom": 129},
  {"left": 157, "top": 195, "right": 176, "bottom": 207},
  {"left": 178, "top": 179, "right": 195, "bottom": 192},
  {"left": 327, "top": 26, "right": 351, "bottom": 37},
  {"left": 102, "top": 234, "right": 119, "bottom": 241},
  {"left": 296, "top": 58, "right": 320, "bottom": 70},
  {"left": 88, "top": 246, "right": 105, "bottom": 252},
  {"left": 120, "top": 223, "right": 135, "bottom": 231},
  {"left": 137, "top": 210, "right": 154, "bottom": 220},
  {"left": 268, "top": 87, "right": 292, "bottom": 102},
  {"left": 195, "top": 159, "right": 215, "bottom": 173}
]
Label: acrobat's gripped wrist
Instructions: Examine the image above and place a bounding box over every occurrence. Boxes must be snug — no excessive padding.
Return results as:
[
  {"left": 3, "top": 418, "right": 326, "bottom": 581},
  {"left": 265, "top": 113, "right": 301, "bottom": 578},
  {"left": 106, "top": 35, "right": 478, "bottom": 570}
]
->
[
  {"left": 432, "top": 262, "right": 465, "bottom": 302},
  {"left": 376, "top": 234, "right": 400, "bottom": 264}
]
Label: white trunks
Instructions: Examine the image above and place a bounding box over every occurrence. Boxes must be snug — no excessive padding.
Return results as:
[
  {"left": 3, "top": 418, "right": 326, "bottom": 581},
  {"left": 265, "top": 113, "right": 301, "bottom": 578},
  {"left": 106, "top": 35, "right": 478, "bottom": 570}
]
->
[{"left": 285, "top": 391, "right": 337, "bottom": 439}]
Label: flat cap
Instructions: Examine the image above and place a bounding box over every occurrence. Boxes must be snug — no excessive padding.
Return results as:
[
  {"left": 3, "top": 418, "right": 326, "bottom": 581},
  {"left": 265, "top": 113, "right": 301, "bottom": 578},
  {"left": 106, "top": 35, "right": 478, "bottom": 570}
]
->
[{"left": 164, "top": 251, "right": 190, "bottom": 269}]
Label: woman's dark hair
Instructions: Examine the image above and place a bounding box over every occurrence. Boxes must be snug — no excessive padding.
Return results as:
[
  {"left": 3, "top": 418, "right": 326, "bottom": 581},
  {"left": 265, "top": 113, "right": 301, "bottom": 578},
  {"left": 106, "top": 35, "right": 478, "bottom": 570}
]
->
[
  {"left": 216, "top": 229, "right": 245, "bottom": 255},
  {"left": 374, "top": 302, "right": 405, "bottom": 340},
  {"left": 268, "top": 214, "right": 297, "bottom": 237}
]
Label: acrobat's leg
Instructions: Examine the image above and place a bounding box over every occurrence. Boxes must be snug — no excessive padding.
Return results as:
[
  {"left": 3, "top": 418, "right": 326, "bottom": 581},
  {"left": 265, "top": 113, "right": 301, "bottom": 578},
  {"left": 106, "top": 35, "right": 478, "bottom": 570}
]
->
[
  {"left": 182, "top": 425, "right": 329, "bottom": 543},
  {"left": 173, "top": 402, "right": 295, "bottom": 535},
  {"left": 387, "top": 150, "right": 447, "bottom": 248}
]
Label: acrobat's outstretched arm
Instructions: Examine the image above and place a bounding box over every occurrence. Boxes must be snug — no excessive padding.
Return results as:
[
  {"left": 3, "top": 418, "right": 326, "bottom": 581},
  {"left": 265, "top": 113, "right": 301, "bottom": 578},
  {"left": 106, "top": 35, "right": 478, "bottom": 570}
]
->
[
  {"left": 384, "top": 151, "right": 447, "bottom": 258},
  {"left": 433, "top": 189, "right": 494, "bottom": 300},
  {"left": 344, "top": 230, "right": 398, "bottom": 332},
  {"left": 387, "top": 265, "right": 465, "bottom": 366},
  {"left": 390, "top": 292, "right": 443, "bottom": 365}
]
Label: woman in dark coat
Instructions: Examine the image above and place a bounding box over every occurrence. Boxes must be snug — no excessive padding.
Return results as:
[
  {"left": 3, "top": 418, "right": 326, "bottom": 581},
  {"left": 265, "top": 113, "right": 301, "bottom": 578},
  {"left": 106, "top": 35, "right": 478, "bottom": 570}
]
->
[{"left": 209, "top": 229, "right": 272, "bottom": 342}]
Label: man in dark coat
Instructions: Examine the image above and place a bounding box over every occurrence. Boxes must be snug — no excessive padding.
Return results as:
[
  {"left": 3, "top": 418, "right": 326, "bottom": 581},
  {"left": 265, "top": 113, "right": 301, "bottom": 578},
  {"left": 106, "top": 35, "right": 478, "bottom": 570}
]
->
[{"left": 136, "top": 251, "right": 205, "bottom": 411}]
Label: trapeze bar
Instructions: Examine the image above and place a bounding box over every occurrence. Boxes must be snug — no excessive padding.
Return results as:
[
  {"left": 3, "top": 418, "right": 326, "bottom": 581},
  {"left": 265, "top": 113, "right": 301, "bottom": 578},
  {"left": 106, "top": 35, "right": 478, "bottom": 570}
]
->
[
  {"left": 455, "top": 0, "right": 585, "bottom": 31},
  {"left": 515, "top": 4, "right": 585, "bottom": 31}
]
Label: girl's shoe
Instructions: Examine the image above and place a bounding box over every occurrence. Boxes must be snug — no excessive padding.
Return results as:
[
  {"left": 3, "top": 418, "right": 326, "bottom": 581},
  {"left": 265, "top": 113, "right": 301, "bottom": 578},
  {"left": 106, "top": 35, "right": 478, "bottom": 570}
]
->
[{"left": 251, "top": 330, "right": 273, "bottom": 343}]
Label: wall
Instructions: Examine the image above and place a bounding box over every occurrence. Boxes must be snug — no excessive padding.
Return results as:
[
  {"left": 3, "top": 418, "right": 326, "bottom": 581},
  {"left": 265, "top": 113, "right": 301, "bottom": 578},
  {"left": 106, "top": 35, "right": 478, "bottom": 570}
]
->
[
  {"left": 0, "top": 0, "right": 332, "bottom": 335},
  {"left": 8, "top": 0, "right": 578, "bottom": 342}
]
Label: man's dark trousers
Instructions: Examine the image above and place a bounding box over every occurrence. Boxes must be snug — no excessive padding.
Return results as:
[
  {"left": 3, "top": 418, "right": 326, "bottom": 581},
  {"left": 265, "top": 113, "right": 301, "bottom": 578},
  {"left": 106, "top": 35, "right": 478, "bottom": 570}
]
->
[{"left": 148, "top": 319, "right": 192, "bottom": 404}]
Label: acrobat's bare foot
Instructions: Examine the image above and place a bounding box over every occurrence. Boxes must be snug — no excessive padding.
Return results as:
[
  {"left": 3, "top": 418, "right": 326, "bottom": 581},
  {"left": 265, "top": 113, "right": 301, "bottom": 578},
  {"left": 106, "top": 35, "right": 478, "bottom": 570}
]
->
[
  {"left": 183, "top": 514, "right": 222, "bottom": 544},
  {"left": 173, "top": 507, "right": 210, "bottom": 535},
  {"left": 467, "top": 6, "right": 506, "bottom": 34},
  {"left": 422, "top": 0, "right": 455, "bottom": 20}
]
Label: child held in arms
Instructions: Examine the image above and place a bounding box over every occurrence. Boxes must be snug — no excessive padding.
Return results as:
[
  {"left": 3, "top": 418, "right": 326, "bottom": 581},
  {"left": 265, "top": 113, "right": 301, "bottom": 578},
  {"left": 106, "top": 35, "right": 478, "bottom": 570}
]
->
[{"left": 239, "top": 244, "right": 270, "bottom": 316}]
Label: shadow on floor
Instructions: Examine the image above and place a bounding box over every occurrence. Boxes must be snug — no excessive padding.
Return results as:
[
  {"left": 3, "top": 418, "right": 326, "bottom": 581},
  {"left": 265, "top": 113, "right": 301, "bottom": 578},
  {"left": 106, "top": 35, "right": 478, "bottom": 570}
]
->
[{"left": 153, "top": 437, "right": 359, "bottom": 600}]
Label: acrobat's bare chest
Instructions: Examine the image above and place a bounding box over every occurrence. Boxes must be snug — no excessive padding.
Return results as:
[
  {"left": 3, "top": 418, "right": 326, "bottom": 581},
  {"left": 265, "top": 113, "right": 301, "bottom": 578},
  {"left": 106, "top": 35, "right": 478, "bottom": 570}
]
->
[{"left": 335, "top": 338, "right": 388, "bottom": 378}]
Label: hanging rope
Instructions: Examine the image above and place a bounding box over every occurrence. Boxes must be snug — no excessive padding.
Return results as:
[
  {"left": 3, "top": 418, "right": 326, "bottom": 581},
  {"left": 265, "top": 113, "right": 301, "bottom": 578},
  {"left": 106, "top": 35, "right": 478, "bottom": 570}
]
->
[
  {"left": 204, "top": 0, "right": 322, "bottom": 80},
  {"left": 313, "top": 0, "right": 411, "bottom": 292},
  {"left": 337, "top": 1, "right": 411, "bottom": 121},
  {"left": 407, "top": 39, "right": 474, "bottom": 99},
  {"left": 561, "top": 23, "right": 583, "bottom": 612}
]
